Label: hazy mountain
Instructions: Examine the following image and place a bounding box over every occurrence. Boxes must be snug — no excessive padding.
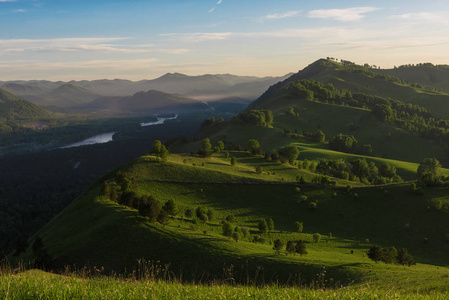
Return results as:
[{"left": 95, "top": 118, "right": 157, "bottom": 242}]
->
[{"left": 83, "top": 89, "right": 211, "bottom": 114}]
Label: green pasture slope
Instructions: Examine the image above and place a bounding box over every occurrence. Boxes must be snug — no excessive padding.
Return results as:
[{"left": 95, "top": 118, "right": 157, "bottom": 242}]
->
[{"left": 12, "top": 152, "right": 449, "bottom": 296}]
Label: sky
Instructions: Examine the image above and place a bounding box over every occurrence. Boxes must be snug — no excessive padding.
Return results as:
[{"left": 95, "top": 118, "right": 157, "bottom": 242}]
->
[{"left": 1, "top": 0, "right": 449, "bottom": 81}]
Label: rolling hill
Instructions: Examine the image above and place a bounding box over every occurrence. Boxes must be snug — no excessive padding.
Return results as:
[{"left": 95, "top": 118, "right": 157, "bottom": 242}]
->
[
  {"left": 15, "top": 151, "right": 449, "bottom": 293},
  {"left": 0, "top": 88, "right": 52, "bottom": 133}
]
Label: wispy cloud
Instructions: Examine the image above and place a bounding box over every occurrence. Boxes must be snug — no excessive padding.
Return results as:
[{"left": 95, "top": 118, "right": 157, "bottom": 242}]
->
[
  {"left": 217, "top": 0, "right": 222, "bottom": 4},
  {"left": 13, "top": 9, "right": 26, "bottom": 13},
  {"left": 391, "top": 12, "right": 449, "bottom": 25},
  {"left": 0, "top": 0, "right": 17, "bottom": 2},
  {"left": 263, "top": 11, "right": 300, "bottom": 20},
  {"left": 208, "top": 7, "right": 215, "bottom": 13},
  {"left": 160, "top": 32, "right": 232, "bottom": 42},
  {"left": 308, "top": 7, "right": 379, "bottom": 21},
  {"left": 0, "top": 38, "right": 190, "bottom": 55}
]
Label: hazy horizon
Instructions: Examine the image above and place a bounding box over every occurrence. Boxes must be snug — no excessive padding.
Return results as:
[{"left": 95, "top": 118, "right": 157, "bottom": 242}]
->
[{"left": 1, "top": 0, "right": 448, "bottom": 81}]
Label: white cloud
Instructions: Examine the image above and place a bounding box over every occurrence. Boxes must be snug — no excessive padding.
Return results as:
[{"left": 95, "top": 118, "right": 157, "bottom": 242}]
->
[
  {"left": 263, "top": 11, "right": 299, "bottom": 20},
  {"left": 0, "top": 38, "right": 191, "bottom": 55},
  {"left": 308, "top": 7, "right": 379, "bottom": 21},
  {"left": 217, "top": 0, "right": 222, "bottom": 4},
  {"left": 160, "top": 32, "right": 232, "bottom": 42},
  {"left": 208, "top": 7, "right": 215, "bottom": 13},
  {"left": 13, "top": 9, "right": 26, "bottom": 13},
  {"left": 0, "top": 0, "right": 16, "bottom": 2},
  {"left": 391, "top": 12, "right": 449, "bottom": 25}
]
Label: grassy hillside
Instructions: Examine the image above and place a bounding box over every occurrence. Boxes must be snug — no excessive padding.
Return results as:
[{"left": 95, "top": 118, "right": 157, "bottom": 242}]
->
[
  {"left": 253, "top": 59, "right": 449, "bottom": 119},
  {"left": 15, "top": 152, "right": 449, "bottom": 293},
  {"left": 1, "top": 269, "right": 449, "bottom": 299},
  {"left": 0, "top": 88, "right": 52, "bottom": 133},
  {"left": 378, "top": 64, "right": 449, "bottom": 93},
  {"left": 197, "top": 97, "right": 444, "bottom": 164}
]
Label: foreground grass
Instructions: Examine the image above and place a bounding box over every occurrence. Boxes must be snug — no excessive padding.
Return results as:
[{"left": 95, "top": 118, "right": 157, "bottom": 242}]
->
[{"left": 1, "top": 269, "right": 448, "bottom": 299}]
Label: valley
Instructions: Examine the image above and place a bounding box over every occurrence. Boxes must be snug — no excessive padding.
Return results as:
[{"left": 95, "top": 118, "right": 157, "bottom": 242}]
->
[{"left": 4, "top": 58, "right": 449, "bottom": 298}]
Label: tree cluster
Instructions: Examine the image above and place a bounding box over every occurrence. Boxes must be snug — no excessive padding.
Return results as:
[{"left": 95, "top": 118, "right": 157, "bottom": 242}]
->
[
  {"left": 315, "top": 158, "right": 402, "bottom": 185},
  {"left": 367, "top": 245, "right": 414, "bottom": 266},
  {"left": 237, "top": 109, "right": 273, "bottom": 127}
]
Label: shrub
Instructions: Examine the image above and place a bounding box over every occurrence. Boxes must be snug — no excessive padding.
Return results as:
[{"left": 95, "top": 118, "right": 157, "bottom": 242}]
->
[
  {"left": 313, "top": 233, "right": 321, "bottom": 243},
  {"left": 294, "top": 221, "right": 303, "bottom": 232}
]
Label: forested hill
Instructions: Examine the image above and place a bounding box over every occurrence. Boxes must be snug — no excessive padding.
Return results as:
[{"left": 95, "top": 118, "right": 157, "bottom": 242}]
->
[
  {"left": 377, "top": 63, "right": 449, "bottom": 93},
  {"left": 0, "top": 88, "right": 51, "bottom": 133}
]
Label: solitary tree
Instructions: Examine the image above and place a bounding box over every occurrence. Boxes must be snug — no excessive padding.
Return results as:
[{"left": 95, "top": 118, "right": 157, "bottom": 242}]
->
[
  {"left": 258, "top": 219, "right": 268, "bottom": 233},
  {"left": 185, "top": 208, "right": 193, "bottom": 219},
  {"left": 313, "top": 233, "right": 321, "bottom": 243},
  {"left": 206, "top": 208, "right": 214, "bottom": 221},
  {"left": 273, "top": 239, "right": 284, "bottom": 254},
  {"left": 247, "top": 139, "right": 262, "bottom": 155},
  {"left": 231, "top": 157, "right": 236, "bottom": 166},
  {"left": 232, "top": 231, "right": 240, "bottom": 242},
  {"left": 267, "top": 218, "right": 274, "bottom": 231},
  {"left": 222, "top": 221, "right": 234, "bottom": 238},
  {"left": 217, "top": 141, "right": 225, "bottom": 150}
]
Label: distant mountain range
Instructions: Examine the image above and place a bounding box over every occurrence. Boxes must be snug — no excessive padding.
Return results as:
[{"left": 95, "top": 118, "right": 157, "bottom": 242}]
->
[
  {"left": 82, "top": 89, "right": 211, "bottom": 114},
  {"left": 0, "top": 73, "right": 292, "bottom": 110}
]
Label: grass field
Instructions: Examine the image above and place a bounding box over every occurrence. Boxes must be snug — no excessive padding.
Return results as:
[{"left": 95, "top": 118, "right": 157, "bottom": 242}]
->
[
  {"left": 11, "top": 152, "right": 449, "bottom": 295},
  {"left": 2, "top": 269, "right": 449, "bottom": 299}
]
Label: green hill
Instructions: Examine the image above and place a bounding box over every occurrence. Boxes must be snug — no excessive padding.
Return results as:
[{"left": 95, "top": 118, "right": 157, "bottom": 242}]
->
[
  {"left": 377, "top": 63, "right": 449, "bottom": 93},
  {"left": 0, "top": 88, "right": 51, "bottom": 133},
  {"left": 15, "top": 152, "right": 449, "bottom": 293}
]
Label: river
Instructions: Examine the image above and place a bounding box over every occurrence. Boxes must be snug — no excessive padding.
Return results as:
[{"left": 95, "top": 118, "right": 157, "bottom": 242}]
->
[
  {"left": 140, "top": 114, "right": 178, "bottom": 127},
  {"left": 61, "top": 132, "right": 116, "bottom": 149},
  {"left": 61, "top": 114, "right": 179, "bottom": 149}
]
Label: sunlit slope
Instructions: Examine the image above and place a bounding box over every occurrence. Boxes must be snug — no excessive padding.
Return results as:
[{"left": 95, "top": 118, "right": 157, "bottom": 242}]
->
[
  {"left": 253, "top": 59, "right": 449, "bottom": 119},
  {"left": 196, "top": 96, "right": 443, "bottom": 164},
  {"left": 21, "top": 153, "right": 449, "bottom": 291}
]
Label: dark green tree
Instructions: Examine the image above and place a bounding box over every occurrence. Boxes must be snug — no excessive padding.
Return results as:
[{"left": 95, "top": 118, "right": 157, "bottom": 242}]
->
[
  {"left": 258, "top": 219, "right": 268, "bottom": 233},
  {"left": 286, "top": 241, "right": 296, "bottom": 255},
  {"left": 247, "top": 139, "right": 262, "bottom": 155},
  {"left": 367, "top": 244, "right": 383, "bottom": 263},
  {"left": 397, "top": 248, "right": 414, "bottom": 266},
  {"left": 206, "top": 208, "right": 214, "bottom": 221},
  {"left": 230, "top": 157, "right": 236, "bottom": 166},
  {"left": 138, "top": 196, "right": 161, "bottom": 222},
  {"left": 273, "top": 239, "right": 284, "bottom": 254},
  {"left": 157, "top": 209, "right": 170, "bottom": 225},
  {"left": 162, "top": 199, "right": 177, "bottom": 216},
  {"left": 222, "top": 221, "right": 234, "bottom": 238},
  {"left": 313, "top": 233, "right": 321, "bottom": 243},
  {"left": 267, "top": 218, "right": 274, "bottom": 231},
  {"left": 185, "top": 208, "right": 193, "bottom": 219},
  {"left": 278, "top": 146, "right": 299, "bottom": 164},
  {"left": 295, "top": 240, "right": 308, "bottom": 256}
]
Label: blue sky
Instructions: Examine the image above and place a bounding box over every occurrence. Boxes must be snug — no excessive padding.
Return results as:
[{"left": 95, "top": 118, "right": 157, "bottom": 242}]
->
[{"left": 1, "top": 0, "right": 449, "bottom": 80}]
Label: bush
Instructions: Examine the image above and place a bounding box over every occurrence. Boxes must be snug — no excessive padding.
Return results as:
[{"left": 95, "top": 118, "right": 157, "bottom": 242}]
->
[
  {"left": 313, "top": 233, "right": 321, "bottom": 243},
  {"left": 294, "top": 221, "right": 303, "bottom": 232}
]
